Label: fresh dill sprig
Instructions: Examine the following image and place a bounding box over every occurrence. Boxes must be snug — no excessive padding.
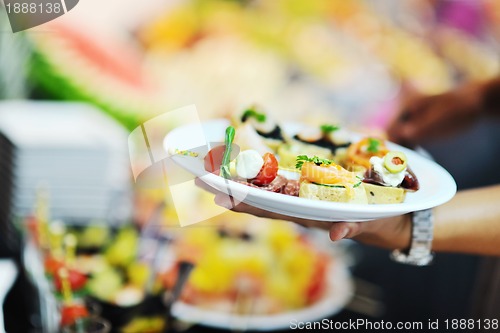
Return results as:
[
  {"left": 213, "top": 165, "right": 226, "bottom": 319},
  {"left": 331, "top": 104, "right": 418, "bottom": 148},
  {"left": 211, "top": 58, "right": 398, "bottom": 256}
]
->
[{"left": 295, "top": 155, "right": 334, "bottom": 169}]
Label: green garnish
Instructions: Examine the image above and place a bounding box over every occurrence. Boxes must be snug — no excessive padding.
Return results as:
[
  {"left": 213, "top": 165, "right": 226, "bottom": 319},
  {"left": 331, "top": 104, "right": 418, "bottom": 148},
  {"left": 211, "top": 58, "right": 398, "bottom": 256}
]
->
[
  {"left": 320, "top": 124, "right": 340, "bottom": 134},
  {"left": 220, "top": 126, "right": 236, "bottom": 179},
  {"left": 366, "top": 138, "right": 380, "bottom": 153},
  {"left": 241, "top": 108, "right": 266, "bottom": 123},
  {"left": 295, "top": 155, "right": 334, "bottom": 170},
  {"left": 312, "top": 180, "right": 363, "bottom": 188}
]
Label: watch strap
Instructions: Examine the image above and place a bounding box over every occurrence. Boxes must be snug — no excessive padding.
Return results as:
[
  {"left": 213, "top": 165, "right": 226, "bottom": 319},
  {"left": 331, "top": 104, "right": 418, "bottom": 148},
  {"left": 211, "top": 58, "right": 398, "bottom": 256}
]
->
[{"left": 390, "top": 209, "right": 434, "bottom": 266}]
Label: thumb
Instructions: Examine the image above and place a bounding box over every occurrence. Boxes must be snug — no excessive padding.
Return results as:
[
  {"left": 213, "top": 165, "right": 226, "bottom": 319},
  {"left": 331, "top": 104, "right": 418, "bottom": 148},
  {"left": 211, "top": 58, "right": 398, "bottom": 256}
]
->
[{"left": 329, "top": 222, "right": 364, "bottom": 241}]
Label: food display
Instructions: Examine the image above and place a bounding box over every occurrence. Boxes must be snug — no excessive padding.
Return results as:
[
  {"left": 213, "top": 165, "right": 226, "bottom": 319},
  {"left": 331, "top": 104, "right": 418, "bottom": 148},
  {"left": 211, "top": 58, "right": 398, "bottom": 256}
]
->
[
  {"left": 31, "top": 0, "right": 500, "bottom": 131},
  {"left": 201, "top": 107, "right": 420, "bottom": 206},
  {"left": 12, "top": 1, "right": 485, "bottom": 331},
  {"left": 25, "top": 216, "right": 167, "bottom": 333},
  {"left": 23, "top": 191, "right": 351, "bottom": 332},
  {"left": 161, "top": 218, "right": 335, "bottom": 314}
]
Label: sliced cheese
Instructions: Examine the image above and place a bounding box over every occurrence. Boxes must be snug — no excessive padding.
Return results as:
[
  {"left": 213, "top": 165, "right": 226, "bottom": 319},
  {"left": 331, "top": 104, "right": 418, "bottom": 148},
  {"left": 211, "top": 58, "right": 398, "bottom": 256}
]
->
[
  {"left": 363, "top": 183, "right": 406, "bottom": 204},
  {"left": 299, "top": 181, "right": 368, "bottom": 204}
]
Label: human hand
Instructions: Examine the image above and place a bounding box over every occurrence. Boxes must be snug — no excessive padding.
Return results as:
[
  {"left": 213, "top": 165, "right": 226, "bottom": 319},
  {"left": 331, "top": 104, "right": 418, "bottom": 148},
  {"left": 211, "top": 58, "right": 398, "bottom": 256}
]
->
[
  {"left": 387, "top": 82, "right": 484, "bottom": 147},
  {"left": 196, "top": 178, "right": 412, "bottom": 250}
]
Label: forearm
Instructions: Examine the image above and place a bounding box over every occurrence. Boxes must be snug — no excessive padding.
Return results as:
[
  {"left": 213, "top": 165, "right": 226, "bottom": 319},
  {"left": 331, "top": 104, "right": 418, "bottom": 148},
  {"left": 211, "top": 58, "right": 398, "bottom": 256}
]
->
[
  {"left": 432, "top": 184, "right": 500, "bottom": 256},
  {"left": 350, "top": 185, "right": 500, "bottom": 256}
]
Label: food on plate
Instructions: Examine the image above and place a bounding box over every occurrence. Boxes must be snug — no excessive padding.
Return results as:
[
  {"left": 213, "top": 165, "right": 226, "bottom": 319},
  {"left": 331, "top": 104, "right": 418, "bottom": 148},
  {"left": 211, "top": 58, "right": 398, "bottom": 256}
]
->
[
  {"left": 233, "top": 106, "right": 284, "bottom": 155},
  {"left": 54, "top": 268, "right": 87, "bottom": 292},
  {"left": 56, "top": 267, "right": 91, "bottom": 327},
  {"left": 296, "top": 155, "right": 367, "bottom": 204},
  {"left": 72, "top": 255, "right": 109, "bottom": 276},
  {"left": 202, "top": 124, "right": 421, "bottom": 205},
  {"left": 86, "top": 268, "right": 124, "bottom": 302},
  {"left": 278, "top": 124, "right": 351, "bottom": 169},
  {"left": 293, "top": 124, "right": 351, "bottom": 156},
  {"left": 237, "top": 106, "right": 285, "bottom": 151},
  {"left": 363, "top": 183, "right": 406, "bottom": 204},
  {"left": 60, "top": 303, "right": 89, "bottom": 326},
  {"left": 204, "top": 127, "right": 300, "bottom": 196},
  {"left": 362, "top": 151, "right": 420, "bottom": 204},
  {"left": 113, "top": 285, "right": 145, "bottom": 307},
  {"left": 76, "top": 224, "right": 111, "bottom": 250},
  {"left": 236, "top": 151, "right": 278, "bottom": 186},
  {"left": 120, "top": 317, "right": 165, "bottom": 333},
  {"left": 30, "top": 23, "right": 157, "bottom": 130},
  {"left": 104, "top": 227, "right": 138, "bottom": 267},
  {"left": 44, "top": 255, "right": 65, "bottom": 276},
  {"left": 161, "top": 219, "right": 332, "bottom": 313},
  {"left": 345, "top": 137, "right": 389, "bottom": 171},
  {"left": 205, "top": 145, "right": 299, "bottom": 196}
]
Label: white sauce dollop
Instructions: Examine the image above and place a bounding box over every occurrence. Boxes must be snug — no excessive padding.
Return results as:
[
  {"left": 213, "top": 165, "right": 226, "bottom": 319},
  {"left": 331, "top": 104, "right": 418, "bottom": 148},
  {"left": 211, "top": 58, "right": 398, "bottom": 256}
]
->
[
  {"left": 370, "top": 156, "right": 406, "bottom": 187},
  {"left": 236, "top": 150, "right": 264, "bottom": 179}
]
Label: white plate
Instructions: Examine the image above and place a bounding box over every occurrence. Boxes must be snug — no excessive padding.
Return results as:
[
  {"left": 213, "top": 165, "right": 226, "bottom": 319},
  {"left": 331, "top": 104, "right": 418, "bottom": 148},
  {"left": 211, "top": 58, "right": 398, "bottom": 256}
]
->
[
  {"left": 171, "top": 260, "right": 353, "bottom": 331},
  {"left": 164, "top": 119, "right": 457, "bottom": 222}
]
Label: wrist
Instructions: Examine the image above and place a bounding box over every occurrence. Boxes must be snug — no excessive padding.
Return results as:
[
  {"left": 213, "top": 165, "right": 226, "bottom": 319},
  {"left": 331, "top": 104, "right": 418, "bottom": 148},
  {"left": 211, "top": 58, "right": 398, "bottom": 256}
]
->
[
  {"left": 390, "top": 209, "right": 435, "bottom": 266},
  {"left": 353, "top": 214, "right": 412, "bottom": 250}
]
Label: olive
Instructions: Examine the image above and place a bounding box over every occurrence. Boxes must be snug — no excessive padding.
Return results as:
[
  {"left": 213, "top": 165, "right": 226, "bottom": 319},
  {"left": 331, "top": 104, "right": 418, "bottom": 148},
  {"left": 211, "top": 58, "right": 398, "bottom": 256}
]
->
[{"left": 383, "top": 151, "right": 407, "bottom": 173}]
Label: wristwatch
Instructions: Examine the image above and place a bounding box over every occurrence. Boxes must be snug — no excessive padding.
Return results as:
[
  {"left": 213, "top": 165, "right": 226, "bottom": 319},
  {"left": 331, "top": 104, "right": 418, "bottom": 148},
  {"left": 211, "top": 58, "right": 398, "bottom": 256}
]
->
[{"left": 390, "top": 209, "right": 434, "bottom": 266}]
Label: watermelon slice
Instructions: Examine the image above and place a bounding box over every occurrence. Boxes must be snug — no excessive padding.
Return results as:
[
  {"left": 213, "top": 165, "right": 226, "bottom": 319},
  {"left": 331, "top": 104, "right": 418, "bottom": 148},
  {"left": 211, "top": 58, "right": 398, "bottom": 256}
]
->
[{"left": 29, "top": 22, "right": 163, "bottom": 130}]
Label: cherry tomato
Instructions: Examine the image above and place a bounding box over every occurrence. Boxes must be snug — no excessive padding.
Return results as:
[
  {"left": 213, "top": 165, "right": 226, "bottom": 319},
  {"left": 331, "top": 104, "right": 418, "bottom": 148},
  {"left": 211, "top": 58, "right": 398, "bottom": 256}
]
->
[
  {"left": 44, "top": 256, "right": 64, "bottom": 276},
  {"left": 54, "top": 269, "right": 87, "bottom": 292},
  {"left": 251, "top": 153, "right": 278, "bottom": 186},
  {"left": 204, "top": 145, "right": 226, "bottom": 174},
  {"left": 60, "top": 304, "right": 89, "bottom": 326}
]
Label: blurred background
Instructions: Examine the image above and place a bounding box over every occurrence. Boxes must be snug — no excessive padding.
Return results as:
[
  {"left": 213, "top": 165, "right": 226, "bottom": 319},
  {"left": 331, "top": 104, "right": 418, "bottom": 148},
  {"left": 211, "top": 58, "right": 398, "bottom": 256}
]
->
[{"left": 1, "top": 0, "right": 500, "bottom": 332}]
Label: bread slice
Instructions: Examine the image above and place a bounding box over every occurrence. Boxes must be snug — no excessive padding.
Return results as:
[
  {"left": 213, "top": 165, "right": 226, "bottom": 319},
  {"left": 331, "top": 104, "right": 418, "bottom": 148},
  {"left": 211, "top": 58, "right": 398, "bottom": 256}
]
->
[
  {"left": 299, "top": 181, "right": 368, "bottom": 204},
  {"left": 363, "top": 183, "right": 406, "bottom": 204}
]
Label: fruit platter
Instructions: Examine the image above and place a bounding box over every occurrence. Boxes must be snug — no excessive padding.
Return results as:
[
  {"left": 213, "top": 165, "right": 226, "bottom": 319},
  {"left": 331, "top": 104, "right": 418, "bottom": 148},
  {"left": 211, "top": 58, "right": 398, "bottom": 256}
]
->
[{"left": 23, "top": 194, "right": 353, "bottom": 332}]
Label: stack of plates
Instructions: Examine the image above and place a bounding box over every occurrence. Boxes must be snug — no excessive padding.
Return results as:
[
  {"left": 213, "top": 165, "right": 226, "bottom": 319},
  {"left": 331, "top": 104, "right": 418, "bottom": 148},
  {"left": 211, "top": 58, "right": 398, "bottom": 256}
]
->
[{"left": 0, "top": 101, "right": 132, "bottom": 252}]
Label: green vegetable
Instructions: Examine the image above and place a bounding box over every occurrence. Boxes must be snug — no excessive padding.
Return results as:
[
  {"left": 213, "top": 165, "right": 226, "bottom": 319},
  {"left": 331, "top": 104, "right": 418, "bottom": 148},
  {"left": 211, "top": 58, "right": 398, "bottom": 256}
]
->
[
  {"left": 241, "top": 108, "right": 266, "bottom": 123},
  {"left": 87, "top": 268, "right": 123, "bottom": 301},
  {"left": 366, "top": 138, "right": 381, "bottom": 153},
  {"left": 220, "top": 126, "right": 236, "bottom": 179},
  {"left": 312, "top": 181, "right": 362, "bottom": 188},
  {"left": 320, "top": 124, "right": 339, "bottom": 134},
  {"left": 78, "top": 223, "right": 110, "bottom": 249},
  {"left": 383, "top": 151, "right": 407, "bottom": 173},
  {"left": 104, "top": 227, "right": 138, "bottom": 267},
  {"left": 295, "top": 155, "right": 334, "bottom": 169}
]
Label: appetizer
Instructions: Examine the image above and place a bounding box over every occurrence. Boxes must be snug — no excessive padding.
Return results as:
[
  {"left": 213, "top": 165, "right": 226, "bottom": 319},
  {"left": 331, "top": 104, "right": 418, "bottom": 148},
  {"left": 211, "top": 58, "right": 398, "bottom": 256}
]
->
[
  {"left": 296, "top": 156, "right": 367, "bottom": 204},
  {"left": 204, "top": 126, "right": 300, "bottom": 196},
  {"left": 233, "top": 106, "right": 285, "bottom": 155},
  {"left": 278, "top": 124, "right": 350, "bottom": 169},
  {"left": 206, "top": 125, "right": 420, "bottom": 205},
  {"left": 363, "top": 151, "right": 419, "bottom": 204},
  {"left": 162, "top": 218, "right": 331, "bottom": 313},
  {"left": 345, "top": 137, "right": 389, "bottom": 172}
]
